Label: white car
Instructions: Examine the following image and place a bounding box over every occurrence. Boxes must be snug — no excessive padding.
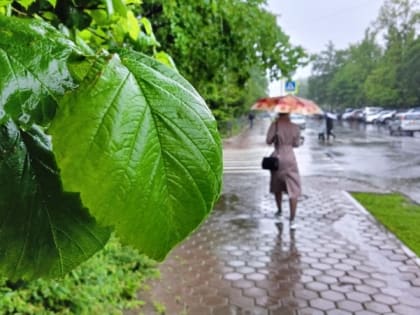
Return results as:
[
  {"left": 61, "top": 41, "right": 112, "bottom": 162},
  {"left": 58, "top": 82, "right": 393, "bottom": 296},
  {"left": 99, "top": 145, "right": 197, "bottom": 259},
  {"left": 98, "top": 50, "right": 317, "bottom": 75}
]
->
[
  {"left": 389, "top": 113, "right": 420, "bottom": 136},
  {"left": 365, "top": 111, "right": 384, "bottom": 123},
  {"left": 363, "top": 107, "right": 383, "bottom": 123},
  {"left": 377, "top": 110, "right": 396, "bottom": 124},
  {"left": 342, "top": 109, "right": 363, "bottom": 120}
]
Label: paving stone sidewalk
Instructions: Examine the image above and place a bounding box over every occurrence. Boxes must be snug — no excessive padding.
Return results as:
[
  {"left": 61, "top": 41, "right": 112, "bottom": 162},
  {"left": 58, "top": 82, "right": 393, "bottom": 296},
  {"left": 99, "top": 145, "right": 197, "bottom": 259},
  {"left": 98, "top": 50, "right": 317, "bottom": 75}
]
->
[{"left": 136, "top": 171, "right": 420, "bottom": 315}]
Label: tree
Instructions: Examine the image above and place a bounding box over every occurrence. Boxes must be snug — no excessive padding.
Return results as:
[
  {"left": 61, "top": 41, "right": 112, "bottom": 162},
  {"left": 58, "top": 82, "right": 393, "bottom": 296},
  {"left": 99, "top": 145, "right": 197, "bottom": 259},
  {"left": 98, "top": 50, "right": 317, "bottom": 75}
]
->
[
  {"left": 329, "top": 31, "right": 382, "bottom": 108},
  {"left": 401, "top": 36, "right": 420, "bottom": 104},
  {"left": 365, "top": 0, "right": 420, "bottom": 107},
  {"left": 307, "top": 42, "right": 347, "bottom": 107},
  {"left": 141, "top": 0, "right": 308, "bottom": 118}
]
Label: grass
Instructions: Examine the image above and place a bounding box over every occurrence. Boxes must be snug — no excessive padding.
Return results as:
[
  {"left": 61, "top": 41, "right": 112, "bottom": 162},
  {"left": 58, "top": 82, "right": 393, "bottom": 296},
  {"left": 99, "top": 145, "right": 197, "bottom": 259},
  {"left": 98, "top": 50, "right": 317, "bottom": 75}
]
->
[{"left": 352, "top": 192, "right": 420, "bottom": 256}]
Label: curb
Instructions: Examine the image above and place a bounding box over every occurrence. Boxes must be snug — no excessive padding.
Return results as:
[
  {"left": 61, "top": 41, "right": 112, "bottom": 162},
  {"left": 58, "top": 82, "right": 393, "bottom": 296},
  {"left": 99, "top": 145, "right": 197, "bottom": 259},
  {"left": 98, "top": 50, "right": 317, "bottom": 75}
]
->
[{"left": 342, "top": 190, "right": 420, "bottom": 268}]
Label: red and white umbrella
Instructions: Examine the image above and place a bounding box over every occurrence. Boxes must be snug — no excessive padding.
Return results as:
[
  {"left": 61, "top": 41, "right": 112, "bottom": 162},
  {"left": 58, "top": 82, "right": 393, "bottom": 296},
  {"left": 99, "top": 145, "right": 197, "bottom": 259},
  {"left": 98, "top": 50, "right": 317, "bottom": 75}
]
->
[{"left": 251, "top": 95, "right": 323, "bottom": 115}]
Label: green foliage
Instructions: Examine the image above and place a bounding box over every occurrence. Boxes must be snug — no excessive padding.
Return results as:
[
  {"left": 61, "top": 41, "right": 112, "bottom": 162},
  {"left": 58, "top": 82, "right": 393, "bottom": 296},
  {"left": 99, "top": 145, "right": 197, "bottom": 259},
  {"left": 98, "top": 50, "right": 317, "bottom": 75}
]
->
[
  {"left": 364, "top": 56, "right": 399, "bottom": 106},
  {"left": 241, "top": 66, "right": 269, "bottom": 112},
  {"left": 1, "top": 0, "right": 307, "bottom": 119},
  {"left": 0, "top": 14, "right": 222, "bottom": 279},
  {"left": 1, "top": 0, "right": 160, "bottom": 55},
  {"left": 141, "top": 0, "right": 307, "bottom": 116},
  {"left": 0, "top": 237, "right": 159, "bottom": 314},
  {"left": 307, "top": 42, "right": 347, "bottom": 106},
  {"left": 330, "top": 34, "right": 382, "bottom": 107},
  {"left": 401, "top": 36, "right": 420, "bottom": 102},
  {"left": 352, "top": 192, "right": 420, "bottom": 256}
]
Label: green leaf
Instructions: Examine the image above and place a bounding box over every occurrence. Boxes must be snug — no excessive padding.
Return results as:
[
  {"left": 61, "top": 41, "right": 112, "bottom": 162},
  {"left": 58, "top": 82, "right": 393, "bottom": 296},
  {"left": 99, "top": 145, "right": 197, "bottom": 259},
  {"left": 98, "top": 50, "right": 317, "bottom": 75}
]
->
[
  {"left": 154, "top": 51, "right": 178, "bottom": 71},
  {"left": 49, "top": 51, "right": 223, "bottom": 260},
  {"left": 87, "top": 9, "right": 109, "bottom": 26},
  {"left": 0, "top": 16, "right": 77, "bottom": 128},
  {"left": 104, "top": 0, "right": 114, "bottom": 16},
  {"left": 140, "top": 17, "right": 153, "bottom": 36},
  {"left": 0, "top": 121, "right": 111, "bottom": 280},
  {"left": 126, "top": 11, "right": 139, "bottom": 41},
  {"left": 112, "top": 0, "right": 127, "bottom": 16}
]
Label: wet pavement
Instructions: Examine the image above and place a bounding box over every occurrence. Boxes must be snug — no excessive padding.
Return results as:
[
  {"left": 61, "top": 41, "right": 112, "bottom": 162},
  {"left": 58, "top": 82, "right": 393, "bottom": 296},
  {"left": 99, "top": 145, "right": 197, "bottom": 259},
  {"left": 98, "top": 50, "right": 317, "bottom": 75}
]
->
[
  {"left": 135, "top": 119, "right": 420, "bottom": 315},
  {"left": 303, "top": 119, "right": 420, "bottom": 203}
]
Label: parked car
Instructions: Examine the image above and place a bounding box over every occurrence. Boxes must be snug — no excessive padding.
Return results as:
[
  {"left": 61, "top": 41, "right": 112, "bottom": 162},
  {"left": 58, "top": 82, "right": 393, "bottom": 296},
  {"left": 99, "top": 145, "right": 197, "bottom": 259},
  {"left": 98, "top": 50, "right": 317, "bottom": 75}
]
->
[
  {"left": 290, "top": 113, "right": 306, "bottom": 129},
  {"left": 376, "top": 110, "right": 396, "bottom": 124},
  {"left": 389, "top": 113, "right": 420, "bottom": 136},
  {"left": 365, "top": 111, "right": 384, "bottom": 123},
  {"left": 339, "top": 108, "right": 353, "bottom": 120},
  {"left": 342, "top": 109, "right": 355, "bottom": 120},
  {"left": 342, "top": 109, "right": 363, "bottom": 121},
  {"left": 363, "top": 107, "right": 383, "bottom": 123}
]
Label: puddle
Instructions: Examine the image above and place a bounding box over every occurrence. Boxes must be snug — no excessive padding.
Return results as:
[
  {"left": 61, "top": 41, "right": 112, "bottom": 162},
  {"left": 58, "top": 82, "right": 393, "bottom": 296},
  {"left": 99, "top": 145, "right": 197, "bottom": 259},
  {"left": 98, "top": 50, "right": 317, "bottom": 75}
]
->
[{"left": 215, "top": 193, "right": 240, "bottom": 211}]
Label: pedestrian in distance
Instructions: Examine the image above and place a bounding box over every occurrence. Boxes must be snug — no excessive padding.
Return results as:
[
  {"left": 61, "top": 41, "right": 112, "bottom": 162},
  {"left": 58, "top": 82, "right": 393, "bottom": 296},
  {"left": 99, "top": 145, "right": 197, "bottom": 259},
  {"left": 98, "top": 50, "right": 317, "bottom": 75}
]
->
[
  {"left": 248, "top": 111, "right": 255, "bottom": 128},
  {"left": 325, "top": 113, "right": 336, "bottom": 141},
  {"left": 266, "top": 113, "right": 302, "bottom": 230}
]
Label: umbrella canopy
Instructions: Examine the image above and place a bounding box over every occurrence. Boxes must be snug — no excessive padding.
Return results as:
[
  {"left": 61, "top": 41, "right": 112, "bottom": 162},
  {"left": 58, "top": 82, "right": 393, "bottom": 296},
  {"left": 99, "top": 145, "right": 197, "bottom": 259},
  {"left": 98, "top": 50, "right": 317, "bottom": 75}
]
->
[
  {"left": 251, "top": 95, "right": 323, "bottom": 115},
  {"left": 326, "top": 112, "right": 338, "bottom": 120}
]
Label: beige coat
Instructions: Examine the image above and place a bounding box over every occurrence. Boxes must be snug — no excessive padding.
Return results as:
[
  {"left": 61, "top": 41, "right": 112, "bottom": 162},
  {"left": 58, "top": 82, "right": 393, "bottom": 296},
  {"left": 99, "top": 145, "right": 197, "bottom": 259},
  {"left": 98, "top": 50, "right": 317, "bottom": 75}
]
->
[{"left": 266, "top": 118, "right": 301, "bottom": 198}]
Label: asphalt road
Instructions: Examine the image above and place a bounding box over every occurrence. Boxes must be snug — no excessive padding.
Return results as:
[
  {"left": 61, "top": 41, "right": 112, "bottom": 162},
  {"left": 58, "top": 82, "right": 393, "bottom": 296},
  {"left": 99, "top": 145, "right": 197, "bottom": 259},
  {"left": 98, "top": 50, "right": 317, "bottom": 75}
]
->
[
  {"left": 223, "top": 117, "right": 420, "bottom": 203},
  {"left": 302, "top": 118, "right": 420, "bottom": 203}
]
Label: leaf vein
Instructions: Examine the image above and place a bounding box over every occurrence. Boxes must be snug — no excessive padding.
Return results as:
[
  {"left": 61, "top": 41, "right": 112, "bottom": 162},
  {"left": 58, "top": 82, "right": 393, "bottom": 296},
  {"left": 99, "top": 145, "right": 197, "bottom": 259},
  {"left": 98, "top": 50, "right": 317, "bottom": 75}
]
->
[
  {"left": 69, "top": 213, "right": 109, "bottom": 247},
  {"left": 53, "top": 227, "right": 87, "bottom": 257},
  {"left": 45, "top": 209, "right": 65, "bottom": 275},
  {"left": 1, "top": 50, "right": 25, "bottom": 106},
  {"left": 164, "top": 150, "right": 207, "bottom": 215},
  {"left": 83, "top": 71, "right": 131, "bottom": 164},
  {"left": 148, "top": 105, "right": 220, "bottom": 182},
  {"left": 3, "top": 50, "right": 58, "bottom": 101}
]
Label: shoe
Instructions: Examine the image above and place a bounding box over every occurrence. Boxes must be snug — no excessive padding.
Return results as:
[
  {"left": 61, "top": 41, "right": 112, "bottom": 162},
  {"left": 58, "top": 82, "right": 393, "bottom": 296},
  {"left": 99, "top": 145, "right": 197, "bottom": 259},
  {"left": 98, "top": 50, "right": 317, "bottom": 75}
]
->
[
  {"left": 275, "top": 210, "right": 282, "bottom": 216},
  {"left": 290, "top": 221, "right": 297, "bottom": 230}
]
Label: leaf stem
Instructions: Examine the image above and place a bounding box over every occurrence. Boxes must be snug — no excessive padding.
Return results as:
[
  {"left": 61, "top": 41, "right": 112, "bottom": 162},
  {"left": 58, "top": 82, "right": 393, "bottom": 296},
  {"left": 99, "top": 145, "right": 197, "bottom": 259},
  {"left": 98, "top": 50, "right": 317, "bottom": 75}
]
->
[{"left": 11, "top": 6, "right": 28, "bottom": 16}]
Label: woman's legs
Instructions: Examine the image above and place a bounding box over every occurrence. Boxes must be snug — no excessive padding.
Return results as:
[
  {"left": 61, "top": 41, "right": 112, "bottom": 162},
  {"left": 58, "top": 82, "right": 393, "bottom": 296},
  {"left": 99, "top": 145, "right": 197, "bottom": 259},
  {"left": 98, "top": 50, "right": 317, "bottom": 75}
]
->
[
  {"left": 289, "top": 198, "right": 298, "bottom": 229},
  {"left": 274, "top": 192, "right": 283, "bottom": 215},
  {"left": 289, "top": 198, "right": 298, "bottom": 221}
]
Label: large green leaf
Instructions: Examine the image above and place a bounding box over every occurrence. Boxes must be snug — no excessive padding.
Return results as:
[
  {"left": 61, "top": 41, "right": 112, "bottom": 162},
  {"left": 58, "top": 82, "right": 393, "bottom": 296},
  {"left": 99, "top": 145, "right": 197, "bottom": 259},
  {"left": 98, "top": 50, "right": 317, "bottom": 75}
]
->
[
  {"left": 49, "top": 51, "right": 223, "bottom": 260},
  {"left": 0, "top": 121, "right": 111, "bottom": 280},
  {"left": 0, "top": 16, "right": 77, "bottom": 127}
]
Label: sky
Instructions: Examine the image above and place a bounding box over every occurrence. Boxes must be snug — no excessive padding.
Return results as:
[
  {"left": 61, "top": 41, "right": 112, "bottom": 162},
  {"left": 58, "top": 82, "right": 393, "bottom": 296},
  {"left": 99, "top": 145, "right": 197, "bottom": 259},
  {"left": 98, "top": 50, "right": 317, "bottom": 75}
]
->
[{"left": 265, "top": 0, "right": 385, "bottom": 94}]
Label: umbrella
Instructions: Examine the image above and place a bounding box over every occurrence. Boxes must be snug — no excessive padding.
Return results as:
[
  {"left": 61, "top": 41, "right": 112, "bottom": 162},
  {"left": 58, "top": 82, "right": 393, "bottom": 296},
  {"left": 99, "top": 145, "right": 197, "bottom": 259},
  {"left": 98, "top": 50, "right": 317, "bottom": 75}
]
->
[
  {"left": 251, "top": 95, "right": 322, "bottom": 115},
  {"left": 326, "top": 112, "right": 337, "bottom": 120}
]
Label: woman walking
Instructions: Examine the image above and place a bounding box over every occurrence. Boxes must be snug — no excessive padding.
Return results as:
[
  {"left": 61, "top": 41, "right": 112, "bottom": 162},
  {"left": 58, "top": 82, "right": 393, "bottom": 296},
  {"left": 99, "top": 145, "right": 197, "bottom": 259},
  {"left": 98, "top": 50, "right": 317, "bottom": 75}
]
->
[{"left": 266, "top": 113, "right": 302, "bottom": 230}]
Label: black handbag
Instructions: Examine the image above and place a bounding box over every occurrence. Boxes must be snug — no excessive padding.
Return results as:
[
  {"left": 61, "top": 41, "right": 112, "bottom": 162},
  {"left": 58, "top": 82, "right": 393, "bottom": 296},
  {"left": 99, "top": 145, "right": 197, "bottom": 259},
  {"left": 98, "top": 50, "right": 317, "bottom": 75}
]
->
[
  {"left": 262, "top": 156, "right": 279, "bottom": 170},
  {"left": 262, "top": 122, "right": 279, "bottom": 171}
]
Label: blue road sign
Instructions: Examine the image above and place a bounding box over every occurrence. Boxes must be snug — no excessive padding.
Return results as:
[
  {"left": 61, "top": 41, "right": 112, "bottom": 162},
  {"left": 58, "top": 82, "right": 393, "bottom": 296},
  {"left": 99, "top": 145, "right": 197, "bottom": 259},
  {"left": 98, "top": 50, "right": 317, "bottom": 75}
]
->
[{"left": 285, "top": 80, "right": 296, "bottom": 92}]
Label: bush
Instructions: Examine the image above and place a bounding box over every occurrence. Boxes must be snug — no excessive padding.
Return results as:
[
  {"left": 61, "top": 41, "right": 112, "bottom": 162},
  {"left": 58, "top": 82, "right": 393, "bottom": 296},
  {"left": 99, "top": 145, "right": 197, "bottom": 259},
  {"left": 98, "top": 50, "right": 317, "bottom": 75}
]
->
[{"left": 0, "top": 237, "right": 159, "bottom": 315}]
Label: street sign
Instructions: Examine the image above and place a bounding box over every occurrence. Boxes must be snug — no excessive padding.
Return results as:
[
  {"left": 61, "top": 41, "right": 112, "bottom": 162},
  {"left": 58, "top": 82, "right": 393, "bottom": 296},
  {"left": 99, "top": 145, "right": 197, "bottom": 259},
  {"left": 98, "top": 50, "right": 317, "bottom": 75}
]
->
[{"left": 285, "top": 80, "right": 296, "bottom": 92}]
